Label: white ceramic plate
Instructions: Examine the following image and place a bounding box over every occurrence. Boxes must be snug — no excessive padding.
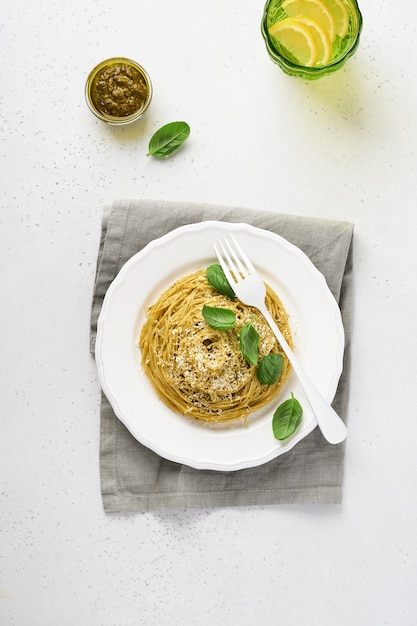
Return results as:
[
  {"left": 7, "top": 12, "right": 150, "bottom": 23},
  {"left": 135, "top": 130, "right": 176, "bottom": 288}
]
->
[{"left": 95, "top": 221, "right": 344, "bottom": 471}]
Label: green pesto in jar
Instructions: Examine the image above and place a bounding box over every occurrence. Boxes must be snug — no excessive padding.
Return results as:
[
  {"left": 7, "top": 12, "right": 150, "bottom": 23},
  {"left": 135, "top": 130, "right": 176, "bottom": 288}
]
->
[{"left": 90, "top": 62, "right": 148, "bottom": 118}]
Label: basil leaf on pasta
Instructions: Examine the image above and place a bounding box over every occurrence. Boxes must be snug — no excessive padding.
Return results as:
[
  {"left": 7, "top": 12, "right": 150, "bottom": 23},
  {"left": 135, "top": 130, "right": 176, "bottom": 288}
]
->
[
  {"left": 239, "top": 321, "right": 259, "bottom": 365},
  {"left": 257, "top": 353, "right": 283, "bottom": 385},
  {"left": 206, "top": 264, "right": 235, "bottom": 300},
  {"left": 202, "top": 305, "right": 236, "bottom": 330},
  {"left": 272, "top": 393, "right": 303, "bottom": 440}
]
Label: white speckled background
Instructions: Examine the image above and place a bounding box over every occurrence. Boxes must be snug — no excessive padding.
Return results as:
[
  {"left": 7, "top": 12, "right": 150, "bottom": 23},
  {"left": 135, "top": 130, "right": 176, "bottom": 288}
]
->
[{"left": 1, "top": 0, "right": 417, "bottom": 624}]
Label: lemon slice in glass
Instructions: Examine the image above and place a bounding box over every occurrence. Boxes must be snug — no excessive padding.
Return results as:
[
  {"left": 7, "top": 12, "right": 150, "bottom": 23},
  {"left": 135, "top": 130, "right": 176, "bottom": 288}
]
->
[
  {"left": 295, "top": 16, "right": 332, "bottom": 65},
  {"left": 269, "top": 17, "right": 318, "bottom": 67},
  {"left": 282, "top": 0, "right": 336, "bottom": 43},
  {"left": 325, "top": 0, "right": 349, "bottom": 38}
]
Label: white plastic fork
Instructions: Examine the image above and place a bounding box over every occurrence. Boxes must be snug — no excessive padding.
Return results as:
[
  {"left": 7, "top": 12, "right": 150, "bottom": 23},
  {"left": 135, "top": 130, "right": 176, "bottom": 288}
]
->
[{"left": 214, "top": 234, "right": 347, "bottom": 444}]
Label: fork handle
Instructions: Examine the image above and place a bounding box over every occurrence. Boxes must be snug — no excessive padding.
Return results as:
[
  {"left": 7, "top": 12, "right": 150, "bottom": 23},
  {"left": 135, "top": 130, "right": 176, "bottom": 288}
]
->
[{"left": 260, "top": 305, "right": 347, "bottom": 444}]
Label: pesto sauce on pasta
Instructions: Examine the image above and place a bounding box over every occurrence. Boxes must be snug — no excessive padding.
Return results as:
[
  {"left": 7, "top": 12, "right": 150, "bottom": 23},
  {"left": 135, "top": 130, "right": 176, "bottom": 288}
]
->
[{"left": 139, "top": 269, "right": 292, "bottom": 423}]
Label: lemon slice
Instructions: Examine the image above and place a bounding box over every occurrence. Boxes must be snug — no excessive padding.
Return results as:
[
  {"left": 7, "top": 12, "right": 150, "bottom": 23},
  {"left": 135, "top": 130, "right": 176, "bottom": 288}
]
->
[
  {"left": 269, "top": 17, "right": 318, "bottom": 67},
  {"left": 324, "top": 0, "right": 349, "bottom": 38},
  {"left": 282, "top": 0, "right": 335, "bottom": 43},
  {"left": 295, "top": 16, "right": 332, "bottom": 65}
]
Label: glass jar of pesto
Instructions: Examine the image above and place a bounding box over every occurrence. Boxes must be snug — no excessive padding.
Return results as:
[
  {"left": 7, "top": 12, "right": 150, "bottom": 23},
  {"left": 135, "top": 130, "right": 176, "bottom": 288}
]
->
[{"left": 85, "top": 57, "right": 152, "bottom": 124}]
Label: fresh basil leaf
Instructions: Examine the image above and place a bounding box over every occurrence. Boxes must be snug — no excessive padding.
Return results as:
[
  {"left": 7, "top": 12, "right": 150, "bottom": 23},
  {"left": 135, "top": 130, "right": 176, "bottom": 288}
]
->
[
  {"left": 147, "top": 121, "right": 190, "bottom": 157},
  {"left": 272, "top": 393, "right": 303, "bottom": 440},
  {"left": 206, "top": 264, "right": 235, "bottom": 300},
  {"left": 239, "top": 321, "right": 259, "bottom": 365},
  {"left": 257, "top": 353, "right": 284, "bottom": 385},
  {"left": 202, "top": 305, "right": 236, "bottom": 330}
]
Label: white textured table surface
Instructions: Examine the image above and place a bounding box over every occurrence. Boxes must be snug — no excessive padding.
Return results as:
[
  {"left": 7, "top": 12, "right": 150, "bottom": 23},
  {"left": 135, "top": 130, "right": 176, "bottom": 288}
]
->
[{"left": 1, "top": 1, "right": 417, "bottom": 624}]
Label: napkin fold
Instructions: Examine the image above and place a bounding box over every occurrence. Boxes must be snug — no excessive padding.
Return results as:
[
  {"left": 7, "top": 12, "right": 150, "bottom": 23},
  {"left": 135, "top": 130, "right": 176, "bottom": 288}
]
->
[{"left": 90, "top": 200, "right": 353, "bottom": 512}]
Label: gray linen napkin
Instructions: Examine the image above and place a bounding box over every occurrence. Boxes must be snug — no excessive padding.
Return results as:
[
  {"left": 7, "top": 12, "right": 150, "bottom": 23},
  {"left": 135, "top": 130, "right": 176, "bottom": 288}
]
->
[{"left": 90, "top": 199, "right": 353, "bottom": 512}]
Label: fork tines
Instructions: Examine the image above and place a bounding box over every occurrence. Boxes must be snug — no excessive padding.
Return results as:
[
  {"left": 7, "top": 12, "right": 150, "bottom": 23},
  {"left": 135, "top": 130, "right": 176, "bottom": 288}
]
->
[{"left": 215, "top": 235, "right": 254, "bottom": 283}]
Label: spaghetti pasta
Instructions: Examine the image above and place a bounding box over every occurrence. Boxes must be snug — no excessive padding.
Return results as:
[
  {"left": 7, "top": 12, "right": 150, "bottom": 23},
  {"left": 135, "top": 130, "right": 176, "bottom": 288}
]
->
[{"left": 139, "top": 269, "right": 292, "bottom": 423}]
